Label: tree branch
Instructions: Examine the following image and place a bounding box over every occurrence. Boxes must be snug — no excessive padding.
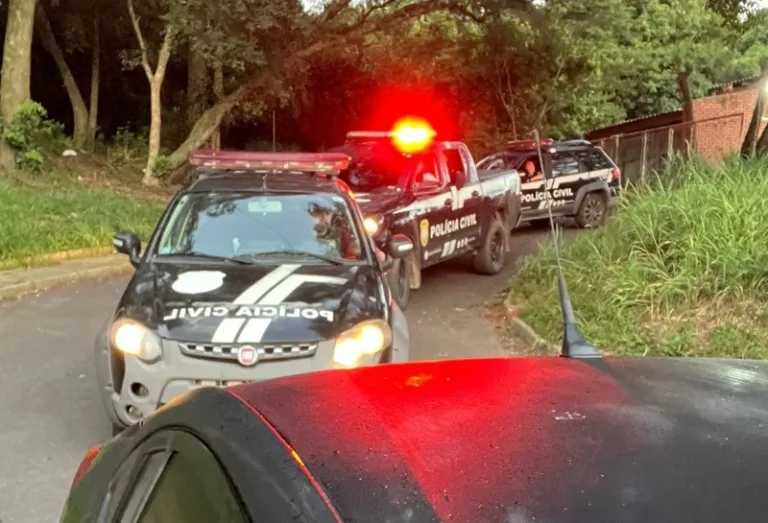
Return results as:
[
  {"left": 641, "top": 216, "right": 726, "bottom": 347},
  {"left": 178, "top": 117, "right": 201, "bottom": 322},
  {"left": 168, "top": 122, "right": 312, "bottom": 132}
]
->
[{"left": 126, "top": 0, "right": 153, "bottom": 81}]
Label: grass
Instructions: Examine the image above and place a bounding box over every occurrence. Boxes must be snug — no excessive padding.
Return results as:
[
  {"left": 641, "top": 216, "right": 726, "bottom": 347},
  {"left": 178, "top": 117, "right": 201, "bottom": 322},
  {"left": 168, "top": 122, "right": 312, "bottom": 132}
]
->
[
  {"left": 508, "top": 154, "right": 768, "bottom": 359},
  {"left": 0, "top": 171, "right": 166, "bottom": 269}
]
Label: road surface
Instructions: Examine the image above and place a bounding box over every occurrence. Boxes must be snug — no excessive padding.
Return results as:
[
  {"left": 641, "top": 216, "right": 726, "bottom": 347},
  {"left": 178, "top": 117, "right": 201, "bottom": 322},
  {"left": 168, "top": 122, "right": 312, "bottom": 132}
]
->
[{"left": 0, "top": 226, "right": 560, "bottom": 523}]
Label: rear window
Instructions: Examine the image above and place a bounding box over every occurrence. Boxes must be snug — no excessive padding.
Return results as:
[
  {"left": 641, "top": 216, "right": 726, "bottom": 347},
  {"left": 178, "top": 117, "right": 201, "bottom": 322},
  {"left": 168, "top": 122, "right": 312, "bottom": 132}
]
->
[
  {"left": 334, "top": 142, "right": 427, "bottom": 192},
  {"left": 574, "top": 148, "right": 614, "bottom": 170}
]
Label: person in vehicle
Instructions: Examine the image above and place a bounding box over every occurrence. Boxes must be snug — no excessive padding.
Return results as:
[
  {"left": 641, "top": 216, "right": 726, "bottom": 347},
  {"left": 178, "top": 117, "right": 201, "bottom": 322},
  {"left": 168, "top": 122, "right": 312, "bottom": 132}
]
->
[
  {"left": 308, "top": 203, "right": 360, "bottom": 259},
  {"left": 520, "top": 159, "right": 544, "bottom": 183}
]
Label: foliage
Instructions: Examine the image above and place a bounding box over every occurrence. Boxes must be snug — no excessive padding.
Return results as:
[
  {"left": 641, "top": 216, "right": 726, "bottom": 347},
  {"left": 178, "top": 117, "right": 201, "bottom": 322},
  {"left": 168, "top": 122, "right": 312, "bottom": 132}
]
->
[
  {"left": 509, "top": 156, "right": 768, "bottom": 358},
  {"left": 1, "top": 101, "right": 67, "bottom": 173}
]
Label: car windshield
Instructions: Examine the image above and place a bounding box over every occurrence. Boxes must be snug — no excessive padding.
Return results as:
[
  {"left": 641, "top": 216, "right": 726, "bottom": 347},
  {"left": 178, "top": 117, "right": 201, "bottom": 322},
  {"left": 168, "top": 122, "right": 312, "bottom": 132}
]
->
[
  {"left": 154, "top": 192, "right": 364, "bottom": 263},
  {"left": 335, "top": 141, "right": 424, "bottom": 192}
]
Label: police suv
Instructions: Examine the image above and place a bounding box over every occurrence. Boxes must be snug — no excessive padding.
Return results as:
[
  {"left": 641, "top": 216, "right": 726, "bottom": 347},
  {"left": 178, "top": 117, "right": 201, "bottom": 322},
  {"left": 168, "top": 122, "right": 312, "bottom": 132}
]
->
[
  {"left": 98, "top": 150, "right": 412, "bottom": 433},
  {"left": 332, "top": 119, "right": 522, "bottom": 308},
  {"left": 477, "top": 139, "right": 620, "bottom": 228}
]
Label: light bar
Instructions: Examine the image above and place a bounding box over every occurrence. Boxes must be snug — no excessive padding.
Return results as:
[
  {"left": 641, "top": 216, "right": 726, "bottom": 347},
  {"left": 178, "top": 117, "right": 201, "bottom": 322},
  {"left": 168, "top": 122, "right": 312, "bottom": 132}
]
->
[
  {"left": 506, "top": 139, "right": 554, "bottom": 150},
  {"left": 189, "top": 150, "right": 351, "bottom": 172},
  {"left": 346, "top": 131, "right": 392, "bottom": 139}
]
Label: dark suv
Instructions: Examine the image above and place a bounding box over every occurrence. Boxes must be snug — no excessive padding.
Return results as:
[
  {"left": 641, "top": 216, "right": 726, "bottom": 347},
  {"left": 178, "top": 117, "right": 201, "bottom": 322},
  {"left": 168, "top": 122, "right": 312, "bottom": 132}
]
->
[{"left": 477, "top": 139, "right": 621, "bottom": 228}]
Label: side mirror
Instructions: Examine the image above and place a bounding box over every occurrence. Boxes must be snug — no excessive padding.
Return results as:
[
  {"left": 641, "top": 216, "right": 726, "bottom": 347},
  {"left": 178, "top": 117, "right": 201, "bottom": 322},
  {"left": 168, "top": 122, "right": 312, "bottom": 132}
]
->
[
  {"left": 386, "top": 234, "right": 413, "bottom": 259},
  {"left": 453, "top": 170, "right": 467, "bottom": 189},
  {"left": 113, "top": 232, "right": 142, "bottom": 268}
]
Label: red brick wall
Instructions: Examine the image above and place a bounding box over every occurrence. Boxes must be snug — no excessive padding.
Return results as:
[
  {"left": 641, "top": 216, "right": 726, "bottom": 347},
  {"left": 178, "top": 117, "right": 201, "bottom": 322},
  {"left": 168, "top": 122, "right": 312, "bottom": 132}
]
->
[{"left": 691, "top": 84, "right": 767, "bottom": 162}]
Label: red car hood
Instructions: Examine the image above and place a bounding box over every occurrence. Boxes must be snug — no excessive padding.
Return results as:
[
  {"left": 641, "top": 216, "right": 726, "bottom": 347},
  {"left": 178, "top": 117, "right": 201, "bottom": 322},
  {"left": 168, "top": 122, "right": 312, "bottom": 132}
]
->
[{"left": 230, "top": 356, "right": 768, "bottom": 523}]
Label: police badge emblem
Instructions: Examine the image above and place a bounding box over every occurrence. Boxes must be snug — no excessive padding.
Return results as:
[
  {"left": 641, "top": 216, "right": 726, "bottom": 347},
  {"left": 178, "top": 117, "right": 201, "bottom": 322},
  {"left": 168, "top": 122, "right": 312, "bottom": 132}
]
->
[{"left": 419, "top": 219, "right": 429, "bottom": 247}]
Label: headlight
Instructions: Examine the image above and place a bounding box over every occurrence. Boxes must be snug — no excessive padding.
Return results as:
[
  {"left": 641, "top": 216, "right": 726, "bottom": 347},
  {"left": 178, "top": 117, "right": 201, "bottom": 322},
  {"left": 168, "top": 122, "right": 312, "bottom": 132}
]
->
[
  {"left": 333, "top": 319, "right": 392, "bottom": 368},
  {"left": 363, "top": 216, "right": 382, "bottom": 236},
  {"left": 110, "top": 318, "right": 162, "bottom": 363}
]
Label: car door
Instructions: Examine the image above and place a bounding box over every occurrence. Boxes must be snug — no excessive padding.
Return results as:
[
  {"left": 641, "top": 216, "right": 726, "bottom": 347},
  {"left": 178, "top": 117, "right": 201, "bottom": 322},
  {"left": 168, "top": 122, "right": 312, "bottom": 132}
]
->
[
  {"left": 428, "top": 145, "right": 481, "bottom": 261},
  {"left": 111, "top": 431, "right": 250, "bottom": 523},
  {"left": 548, "top": 151, "right": 584, "bottom": 214},
  {"left": 407, "top": 151, "right": 454, "bottom": 267}
]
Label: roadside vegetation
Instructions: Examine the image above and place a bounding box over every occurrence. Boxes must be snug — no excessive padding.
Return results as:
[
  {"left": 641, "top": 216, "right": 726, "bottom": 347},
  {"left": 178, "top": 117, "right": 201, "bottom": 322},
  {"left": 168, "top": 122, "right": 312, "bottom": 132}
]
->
[{"left": 509, "top": 155, "right": 768, "bottom": 359}]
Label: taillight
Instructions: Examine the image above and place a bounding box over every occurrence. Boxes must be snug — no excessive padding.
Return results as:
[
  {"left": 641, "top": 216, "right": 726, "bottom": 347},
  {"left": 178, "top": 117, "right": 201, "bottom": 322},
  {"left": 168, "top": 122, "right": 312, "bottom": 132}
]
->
[
  {"left": 610, "top": 168, "right": 620, "bottom": 181},
  {"left": 71, "top": 445, "right": 103, "bottom": 488}
]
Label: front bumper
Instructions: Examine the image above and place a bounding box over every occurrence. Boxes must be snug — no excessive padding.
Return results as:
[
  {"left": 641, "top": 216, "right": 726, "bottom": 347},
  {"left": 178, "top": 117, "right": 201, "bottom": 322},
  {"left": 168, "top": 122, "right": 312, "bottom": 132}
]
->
[{"left": 104, "top": 338, "right": 378, "bottom": 427}]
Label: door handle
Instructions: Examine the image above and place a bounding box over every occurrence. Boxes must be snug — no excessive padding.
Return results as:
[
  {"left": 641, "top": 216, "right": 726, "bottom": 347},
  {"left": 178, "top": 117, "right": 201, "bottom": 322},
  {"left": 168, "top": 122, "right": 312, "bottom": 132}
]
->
[
  {"left": 471, "top": 191, "right": 480, "bottom": 197},
  {"left": 444, "top": 199, "right": 452, "bottom": 207}
]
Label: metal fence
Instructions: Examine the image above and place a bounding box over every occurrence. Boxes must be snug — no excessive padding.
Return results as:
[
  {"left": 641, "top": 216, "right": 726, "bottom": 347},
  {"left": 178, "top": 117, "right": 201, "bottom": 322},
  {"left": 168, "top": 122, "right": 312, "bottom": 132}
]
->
[{"left": 592, "top": 113, "right": 746, "bottom": 185}]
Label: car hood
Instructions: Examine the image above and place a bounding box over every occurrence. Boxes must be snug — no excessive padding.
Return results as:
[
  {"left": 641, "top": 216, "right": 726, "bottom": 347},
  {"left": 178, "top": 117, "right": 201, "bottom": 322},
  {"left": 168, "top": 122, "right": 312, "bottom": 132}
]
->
[
  {"left": 118, "top": 260, "right": 384, "bottom": 343},
  {"left": 354, "top": 187, "right": 405, "bottom": 215},
  {"left": 233, "top": 356, "right": 768, "bottom": 523}
]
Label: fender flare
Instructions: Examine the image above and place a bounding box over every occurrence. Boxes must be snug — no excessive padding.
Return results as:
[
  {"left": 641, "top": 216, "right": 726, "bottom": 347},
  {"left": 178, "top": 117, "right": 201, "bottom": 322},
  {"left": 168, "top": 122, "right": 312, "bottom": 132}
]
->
[{"left": 573, "top": 180, "right": 611, "bottom": 210}]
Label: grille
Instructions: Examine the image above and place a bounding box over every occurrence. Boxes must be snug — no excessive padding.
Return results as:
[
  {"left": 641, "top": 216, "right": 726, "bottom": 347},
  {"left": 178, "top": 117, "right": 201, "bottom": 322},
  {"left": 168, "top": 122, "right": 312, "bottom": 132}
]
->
[{"left": 179, "top": 341, "right": 318, "bottom": 363}]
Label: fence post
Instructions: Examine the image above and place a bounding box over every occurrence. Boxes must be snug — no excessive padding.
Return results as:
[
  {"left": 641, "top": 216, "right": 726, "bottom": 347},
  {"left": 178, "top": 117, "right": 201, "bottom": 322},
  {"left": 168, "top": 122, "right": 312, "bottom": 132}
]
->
[
  {"left": 640, "top": 131, "right": 648, "bottom": 180},
  {"left": 613, "top": 134, "right": 620, "bottom": 162}
]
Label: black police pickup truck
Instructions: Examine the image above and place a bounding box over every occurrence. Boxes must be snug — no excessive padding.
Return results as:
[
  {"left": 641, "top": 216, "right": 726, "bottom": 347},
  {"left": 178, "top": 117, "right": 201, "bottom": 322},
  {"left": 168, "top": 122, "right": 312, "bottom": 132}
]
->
[
  {"left": 331, "top": 125, "right": 522, "bottom": 309},
  {"left": 477, "top": 139, "right": 621, "bottom": 229},
  {"left": 99, "top": 151, "right": 412, "bottom": 433}
]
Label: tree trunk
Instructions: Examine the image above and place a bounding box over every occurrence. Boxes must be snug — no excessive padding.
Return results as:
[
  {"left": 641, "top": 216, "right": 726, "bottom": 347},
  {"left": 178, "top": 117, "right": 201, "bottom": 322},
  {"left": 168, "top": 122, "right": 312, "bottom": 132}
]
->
[
  {"left": 143, "top": 82, "right": 162, "bottom": 186},
  {"left": 86, "top": 14, "right": 100, "bottom": 151},
  {"left": 210, "top": 60, "right": 224, "bottom": 150},
  {"left": 741, "top": 66, "right": 768, "bottom": 157},
  {"left": 35, "top": 4, "right": 89, "bottom": 149},
  {"left": 165, "top": 95, "right": 239, "bottom": 183},
  {"left": 0, "top": 0, "right": 38, "bottom": 168},
  {"left": 677, "top": 71, "right": 695, "bottom": 148},
  {"left": 187, "top": 46, "right": 207, "bottom": 131}
]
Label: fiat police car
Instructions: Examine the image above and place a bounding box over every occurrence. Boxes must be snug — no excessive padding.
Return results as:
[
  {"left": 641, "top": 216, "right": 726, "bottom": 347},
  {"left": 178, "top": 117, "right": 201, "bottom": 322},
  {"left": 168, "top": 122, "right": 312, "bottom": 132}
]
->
[{"left": 97, "top": 150, "right": 412, "bottom": 433}]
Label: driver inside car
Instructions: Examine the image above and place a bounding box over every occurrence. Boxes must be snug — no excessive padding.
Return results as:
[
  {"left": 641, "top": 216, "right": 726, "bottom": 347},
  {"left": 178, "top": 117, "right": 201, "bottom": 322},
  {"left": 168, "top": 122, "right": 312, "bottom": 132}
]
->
[{"left": 308, "top": 203, "right": 360, "bottom": 259}]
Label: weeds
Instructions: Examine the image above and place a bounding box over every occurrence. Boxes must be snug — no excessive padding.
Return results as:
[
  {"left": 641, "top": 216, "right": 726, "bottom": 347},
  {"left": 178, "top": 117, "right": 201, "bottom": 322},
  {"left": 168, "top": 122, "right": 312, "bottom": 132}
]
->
[{"left": 508, "top": 156, "right": 768, "bottom": 358}]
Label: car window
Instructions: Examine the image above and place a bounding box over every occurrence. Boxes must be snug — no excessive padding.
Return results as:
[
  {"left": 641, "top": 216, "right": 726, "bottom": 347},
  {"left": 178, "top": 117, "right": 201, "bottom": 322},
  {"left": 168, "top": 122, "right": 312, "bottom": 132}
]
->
[
  {"left": 442, "top": 149, "right": 466, "bottom": 185},
  {"left": 118, "top": 452, "right": 171, "bottom": 523},
  {"left": 552, "top": 153, "right": 581, "bottom": 177},
  {"left": 337, "top": 141, "right": 416, "bottom": 192},
  {"left": 155, "top": 192, "right": 363, "bottom": 261},
  {"left": 574, "top": 148, "right": 613, "bottom": 171},
  {"left": 412, "top": 153, "right": 444, "bottom": 192},
  {"left": 135, "top": 450, "right": 247, "bottom": 523},
  {"left": 476, "top": 154, "right": 502, "bottom": 170}
]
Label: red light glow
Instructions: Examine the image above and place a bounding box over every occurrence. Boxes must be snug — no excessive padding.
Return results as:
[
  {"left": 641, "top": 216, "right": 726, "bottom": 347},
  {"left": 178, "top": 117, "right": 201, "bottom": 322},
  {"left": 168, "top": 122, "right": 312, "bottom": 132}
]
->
[{"left": 391, "top": 117, "right": 436, "bottom": 154}]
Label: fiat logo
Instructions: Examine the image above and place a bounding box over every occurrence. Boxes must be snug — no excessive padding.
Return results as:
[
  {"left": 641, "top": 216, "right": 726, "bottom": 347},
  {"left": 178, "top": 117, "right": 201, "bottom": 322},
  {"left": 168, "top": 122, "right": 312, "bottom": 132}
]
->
[{"left": 237, "top": 346, "right": 259, "bottom": 367}]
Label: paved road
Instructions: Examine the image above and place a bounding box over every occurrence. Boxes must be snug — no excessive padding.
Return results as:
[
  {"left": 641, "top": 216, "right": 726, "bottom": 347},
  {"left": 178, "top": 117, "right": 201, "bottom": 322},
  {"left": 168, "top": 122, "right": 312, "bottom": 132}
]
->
[{"left": 0, "top": 226, "right": 560, "bottom": 523}]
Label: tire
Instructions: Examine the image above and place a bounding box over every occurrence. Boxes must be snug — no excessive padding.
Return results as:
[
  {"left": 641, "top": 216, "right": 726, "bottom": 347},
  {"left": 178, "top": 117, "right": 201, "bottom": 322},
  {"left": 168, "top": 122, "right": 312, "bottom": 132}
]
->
[
  {"left": 575, "top": 192, "right": 608, "bottom": 228},
  {"left": 473, "top": 218, "right": 507, "bottom": 275},
  {"left": 387, "top": 258, "right": 411, "bottom": 310}
]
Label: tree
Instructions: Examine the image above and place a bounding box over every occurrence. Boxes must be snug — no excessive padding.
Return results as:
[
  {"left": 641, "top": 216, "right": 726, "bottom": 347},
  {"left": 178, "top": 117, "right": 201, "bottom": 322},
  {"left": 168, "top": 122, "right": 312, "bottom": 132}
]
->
[
  {"left": 35, "top": 2, "right": 90, "bottom": 149},
  {"left": 0, "top": 0, "right": 38, "bottom": 168}
]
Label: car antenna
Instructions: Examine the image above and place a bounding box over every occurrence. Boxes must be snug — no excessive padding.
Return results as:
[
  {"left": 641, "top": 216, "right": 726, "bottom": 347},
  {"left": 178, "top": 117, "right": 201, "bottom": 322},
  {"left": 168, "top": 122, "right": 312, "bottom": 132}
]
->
[{"left": 532, "top": 130, "right": 600, "bottom": 359}]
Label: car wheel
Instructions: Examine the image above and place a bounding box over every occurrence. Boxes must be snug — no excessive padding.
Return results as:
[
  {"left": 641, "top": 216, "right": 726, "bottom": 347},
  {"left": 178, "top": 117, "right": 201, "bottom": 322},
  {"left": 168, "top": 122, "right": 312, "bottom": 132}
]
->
[
  {"left": 576, "top": 192, "right": 608, "bottom": 228},
  {"left": 387, "top": 258, "right": 411, "bottom": 309},
  {"left": 473, "top": 218, "right": 506, "bottom": 275}
]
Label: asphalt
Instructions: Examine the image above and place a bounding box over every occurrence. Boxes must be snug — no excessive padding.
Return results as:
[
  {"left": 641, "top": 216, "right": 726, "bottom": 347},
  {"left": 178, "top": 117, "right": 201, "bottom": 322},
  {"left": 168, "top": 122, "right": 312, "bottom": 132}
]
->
[{"left": 0, "top": 225, "right": 562, "bottom": 523}]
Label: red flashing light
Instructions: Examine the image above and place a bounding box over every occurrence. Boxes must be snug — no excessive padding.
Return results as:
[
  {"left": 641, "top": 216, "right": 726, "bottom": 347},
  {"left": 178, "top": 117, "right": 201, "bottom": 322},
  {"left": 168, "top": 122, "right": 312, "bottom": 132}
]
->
[
  {"left": 71, "top": 445, "right": 103, "bottom": 488},
  {"left": 189, "top": 150, "right": 351, "bottom": 173},
  {"left": 391, "top": 117, "right": 436, "bottom": 154},
  {"left": 610, "top": 167, "right": 621, "bottom": 181}
]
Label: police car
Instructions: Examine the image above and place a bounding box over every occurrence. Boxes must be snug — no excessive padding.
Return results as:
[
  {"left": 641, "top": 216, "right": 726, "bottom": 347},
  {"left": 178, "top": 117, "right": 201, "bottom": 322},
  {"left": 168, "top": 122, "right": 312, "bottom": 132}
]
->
[
  {"left": 332, "top": 118, "right": 522, "bottom": 309},
  {"left": 97, "top": 150, "right": 412, "bottom": 433},
  {"left": 477, "top": 139, "right": 621, "bottom": 228}
]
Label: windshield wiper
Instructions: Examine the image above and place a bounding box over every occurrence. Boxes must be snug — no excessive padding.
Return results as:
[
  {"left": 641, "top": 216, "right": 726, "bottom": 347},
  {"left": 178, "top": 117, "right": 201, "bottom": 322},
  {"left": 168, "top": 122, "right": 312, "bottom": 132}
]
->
[
  {"left": 255, "top": 250, "right": 346, "bottom": 265},
  {"left": 155, "top": 251, "right": 256, "bottom": 265}
]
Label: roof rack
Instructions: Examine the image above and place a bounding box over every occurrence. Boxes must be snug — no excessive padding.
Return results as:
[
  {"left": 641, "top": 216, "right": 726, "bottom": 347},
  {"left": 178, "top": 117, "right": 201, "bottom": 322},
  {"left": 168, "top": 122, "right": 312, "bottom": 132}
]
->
[
  {"left": 557, "top": 139, "right": 594, "bottom": 147},
  {"left": 188, "top": 150, "right": 351, "bottom": 175}
]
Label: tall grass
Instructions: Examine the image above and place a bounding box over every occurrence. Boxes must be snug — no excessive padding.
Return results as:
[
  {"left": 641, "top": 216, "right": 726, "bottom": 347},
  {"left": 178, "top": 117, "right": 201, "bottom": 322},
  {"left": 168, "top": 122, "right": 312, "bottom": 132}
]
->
[{"left": 509, "top": 155, "right": 768, "bottom": 358}]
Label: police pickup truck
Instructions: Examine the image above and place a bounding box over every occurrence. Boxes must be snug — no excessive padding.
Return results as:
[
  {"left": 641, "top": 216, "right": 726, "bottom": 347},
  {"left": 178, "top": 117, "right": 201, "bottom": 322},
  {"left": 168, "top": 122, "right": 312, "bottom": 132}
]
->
[
  {"left": 332, "top": 120, "right": 522, "bottom": 308},
  {"left": 477, "top": 139, "right": 620, "bottom": 229}
]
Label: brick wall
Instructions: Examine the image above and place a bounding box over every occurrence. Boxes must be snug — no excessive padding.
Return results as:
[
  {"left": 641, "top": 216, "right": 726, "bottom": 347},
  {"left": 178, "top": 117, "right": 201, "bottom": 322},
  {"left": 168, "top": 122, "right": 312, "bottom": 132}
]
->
[{"left": 691, "top": 84, "right": 767, "bottom": 162}]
